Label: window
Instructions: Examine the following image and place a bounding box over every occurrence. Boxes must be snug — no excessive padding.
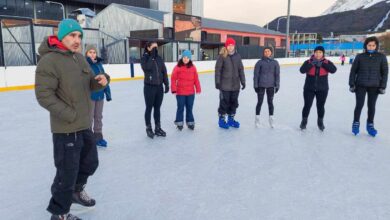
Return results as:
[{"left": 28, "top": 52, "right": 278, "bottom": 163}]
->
[
  {"left": 264, "top": 38, "right": 276, "bottom": 48},
  {"left": 36, "top": 1, "right": 63, "bottom": 21},
  {"left": 227, "top": 35, "right": 243, "bottom": 45}
]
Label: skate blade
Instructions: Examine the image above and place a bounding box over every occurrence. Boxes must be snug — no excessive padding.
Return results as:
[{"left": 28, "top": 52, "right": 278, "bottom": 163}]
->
[{"left": 70, "top": 203, "right": 95, "bottom": 215}]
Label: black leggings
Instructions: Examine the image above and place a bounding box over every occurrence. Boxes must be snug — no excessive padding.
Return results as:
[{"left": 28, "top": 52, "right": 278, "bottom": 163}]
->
[
  {"left": 354, "top": 86, "right": 379, "bottom": 124},
  {"left": 256, "top": 87, "right": 275, "bottom": 115},
  {"left": 302, "top": 90, "right": 328, "bottom": 119},
  {"left": 144, "top": 84, "right": 164, "bottom": 126}
]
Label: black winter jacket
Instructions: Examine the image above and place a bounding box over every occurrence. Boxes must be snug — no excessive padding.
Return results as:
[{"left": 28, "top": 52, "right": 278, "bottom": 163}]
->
[
  {"left": 300, "top": 57, "right": 337, "bottom": 91},
  {"left": 349, "top": 52, "right": 388, "bottom": 89},
  {"left": 141, "top": 52, "right": 169, "bottom": 87}
]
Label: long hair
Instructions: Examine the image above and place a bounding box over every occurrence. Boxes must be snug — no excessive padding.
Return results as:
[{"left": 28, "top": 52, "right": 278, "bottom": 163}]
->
[{"left": 177, "top": 58, "right": 193, "bottom": 68}]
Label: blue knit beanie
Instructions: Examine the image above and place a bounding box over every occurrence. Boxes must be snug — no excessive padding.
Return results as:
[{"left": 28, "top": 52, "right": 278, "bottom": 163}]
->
[
  {"left": 181, "top": 50, "right": 192, "bottom": 60},
  {"left": 57, "top": 19, "right": 83, "bottom": 41}
]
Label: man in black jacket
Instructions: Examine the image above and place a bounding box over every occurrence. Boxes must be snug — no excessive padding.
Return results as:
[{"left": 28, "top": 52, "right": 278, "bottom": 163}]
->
[
  {"left": 299, "top": 46, "right": 337, "bottom": 131},
  {"left": 215, "top": 38, "right": 246, "bottom": 129},
  {"left": 141, "top": 41, "right": 169, "bottom": 138},
  {"left": 349, "top": 36, "right": 388, "bottom": 137}
]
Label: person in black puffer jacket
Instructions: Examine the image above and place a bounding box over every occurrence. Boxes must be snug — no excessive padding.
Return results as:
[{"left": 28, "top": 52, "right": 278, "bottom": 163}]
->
[
  {"left": 349, "top": 36, "right": 388, "bottom": 137},
  {"left": 215, "top": 38, "right": 246, "bottom": 129},
  {"left": 141, "top": 41, "right": 169, "bottom": 139},
  {"left": 299, "top": 46, "right": 337, "bottom": 131}
]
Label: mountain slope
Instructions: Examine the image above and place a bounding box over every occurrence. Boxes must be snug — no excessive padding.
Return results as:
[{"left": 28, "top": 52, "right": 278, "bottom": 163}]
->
[{"left": 323, "top": 0, "right": 388, "bottom": 15}]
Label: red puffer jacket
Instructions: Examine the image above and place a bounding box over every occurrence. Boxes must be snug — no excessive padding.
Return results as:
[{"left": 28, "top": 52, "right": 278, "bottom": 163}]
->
[{"left": 171, "top": 64, "right": 201, "bottom": 95}]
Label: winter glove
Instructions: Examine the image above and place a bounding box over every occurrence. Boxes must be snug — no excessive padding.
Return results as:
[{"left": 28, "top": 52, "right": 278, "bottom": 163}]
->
[
  {"left": 349, "top": 86, "right": 356, "bottom": 93},
  {"left": 216, "top": 83, "right": 221, "bottom": 90},
  {"left": 378, "top": 88, "right": 386, "bottom": 95},
  {"left": 172, "top": 91, "right": 176, "bottom": 94},
  {"left": 311, "top": 60, "right": 318, "bottom": 66},
  {"left": 275, "top": 87, "right": 279, "bottom": 94},
  {"left": 241, "top": 83, "right": 246, "bottom": 90},
  {"left": 106, "top": 97, "right": 112, "bottom": 102},
  {"left": 254, "top": 87, "right": 260, "bottom": 93},
  {"left": 315, "top": 61, "right": 323, "bottom": 68},
  {"left": 164, "top": 85, "right": 169, "bottom": 93}
]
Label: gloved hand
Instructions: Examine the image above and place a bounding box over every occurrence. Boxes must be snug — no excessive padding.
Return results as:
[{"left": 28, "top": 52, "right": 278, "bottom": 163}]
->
[
  {"left": 164, "top": 85, "right": 169, "bottom": 93},
  {"left": 275, "top": 87, "right": 279, "bottom": 94},
  {"left": 241, "top": 83, "right": 246, "bottom": 90},
  {"left": 172, "top": 91, "right": 176, "bottom": 94},
  {"left": 216, "top": 83, "right": 221, "bottom": 90},
  {"left": 254, "top": 87, "right": 260, "bottom": 93},
  {"left": 349, "top": 86, "right": 356, "bottom": 93},
  {"left": 311, "top": 60, "right": 318, "bottom": 66},
  {"left": 378, "top": 88, "right": 386, "bottom": 94},
  {"left": 106, "top": 97, "right": 112, "bottom": 102},
  {"left": 315, "top": 61, "right": 323, "bottom": 68}
]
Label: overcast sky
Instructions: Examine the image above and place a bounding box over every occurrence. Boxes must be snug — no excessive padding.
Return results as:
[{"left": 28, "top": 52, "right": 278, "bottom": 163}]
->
[{"left": 204, "top": 0, "right": 336, "bottom": 26}]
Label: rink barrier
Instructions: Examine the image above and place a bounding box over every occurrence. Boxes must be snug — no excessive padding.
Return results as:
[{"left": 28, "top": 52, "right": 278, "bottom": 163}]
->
[{"left": 0, "top": 57, "right": 354, "bottom": 92}]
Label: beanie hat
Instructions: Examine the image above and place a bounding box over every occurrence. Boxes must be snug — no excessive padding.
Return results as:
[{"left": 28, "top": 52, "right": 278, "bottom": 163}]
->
[
  {"left": 85, "top": 44, "right": 97, "bottom": 56},
  {"left": 181, "top": 50, "right": 192, "bottom": 60},
  {"left": 57, "top": 19, "right": 83, "bottom": 41},
  {"left": 314, "top": 46, "right": 325, "bottom": 54},
  {"left": 225, "top": 38, "right": 236, "bottom": 48}
]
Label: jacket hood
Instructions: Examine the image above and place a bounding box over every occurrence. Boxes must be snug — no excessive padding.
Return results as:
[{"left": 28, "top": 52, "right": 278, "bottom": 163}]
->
[{"left": 38, "top": 36, "right": 70, "bottom": 57}]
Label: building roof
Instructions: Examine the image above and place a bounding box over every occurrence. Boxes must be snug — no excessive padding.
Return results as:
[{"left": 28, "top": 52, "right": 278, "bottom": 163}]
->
[
  {"left": 202, "top": 18, "right": 285, "bottom": 36},
  {"left": 109, "top": 4, "right": 285, "bottom": 36},
  {"left": 112, "top": 3, "right": 166, "bottom": 23}
]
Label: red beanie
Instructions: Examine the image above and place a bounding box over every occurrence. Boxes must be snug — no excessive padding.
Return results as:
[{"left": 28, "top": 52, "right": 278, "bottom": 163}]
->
[{"left": 225, "top": 38, "right": 236, "bottom": 47}]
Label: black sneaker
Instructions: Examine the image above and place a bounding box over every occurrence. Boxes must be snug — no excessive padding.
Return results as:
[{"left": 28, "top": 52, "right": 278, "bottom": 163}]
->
[
  {"left": 300, "top": 118, "right": 308, "bottom": 130},
  {"left": 155, "top": 126, "right": 166, "bottom": 137},
  {"left": 72, "top": 185, "right": 96, "bottom": 207},
  {"left": 317, "top": 118, "right": 325, "bottom": 131},
  {"left": 146, "top": 126, "right": 154, "bottom": 139},
  {"left": 177, "top": 125, "right": 184, "bottom": 131},
  {"left": 51, "top": 213, "right": 82, "bottom": 220}
]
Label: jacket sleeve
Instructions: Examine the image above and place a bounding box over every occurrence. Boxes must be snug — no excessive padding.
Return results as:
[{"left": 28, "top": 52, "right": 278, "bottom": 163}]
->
[
  {"left": 215, "top": 56, "right": 223, "bottom": 87},
  {"left": 171, "top": 66, "right": 178, "bottom": 93},
  {"left": 104, "top": 85, "right": 112, "bottom": 101},
  {"left": 141, "top": 53, "right": 154, "bottom": 74},
  {"left": 299, "top": 60, "right": 312, "bottom": 74},
  {"left": 162, "top": 60, "right": 169, "bottom": 87},
  {"left": 322, "top": 60, "right": 337, "bottom": 74},
  {"left": 380, "top": 55, "right": 388, "bottom": 89},
  {"left": 349, "top": 55, "right": 360, "bottom": 87},
  {"left": 90, "top": 71, "right": 110, "bottom": 92},
  {"left": 238, "top": 57, "right": 246, "bottom": 85},
  {"left": 35, "top": 67, "right": 77, "bottom": 123},
  {"left": 275, "top": 61, "right": 280, "bottom": 88},
  {"left": 253, "top": 61, "right": 261, "bottom": 89},
  {"left": 194, "top": 66, "right": 201, "bottom": 93}
]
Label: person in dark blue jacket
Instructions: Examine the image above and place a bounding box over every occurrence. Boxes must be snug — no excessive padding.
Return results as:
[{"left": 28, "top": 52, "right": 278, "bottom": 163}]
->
[{"left": 85, "top": 45, "right": 112, "bottom": 147}]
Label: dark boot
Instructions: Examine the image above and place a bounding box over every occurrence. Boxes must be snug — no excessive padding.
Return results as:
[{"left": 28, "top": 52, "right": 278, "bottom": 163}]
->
[
  {"left": 317, "top": 118, "right": 325, "bottom": 131},
  {"left": 146, "top": 125, "right": 154, "bottom": 139},
  {"left": 155, "top": 124, "right": 166, "bottom": 137},
  {"left": 72, "top": 184, "right": 96, "bottom": 207},
  {"left": 300, "top": 118, "right": 308, "bottom": 130},
  {"left": 51, "top": 213, "right": 82, "bottom": 220}
]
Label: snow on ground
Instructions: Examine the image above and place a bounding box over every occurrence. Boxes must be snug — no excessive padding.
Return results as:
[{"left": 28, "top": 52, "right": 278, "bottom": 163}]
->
[{"left": 1, "top": 64, "right": 390, "bottom": 220}]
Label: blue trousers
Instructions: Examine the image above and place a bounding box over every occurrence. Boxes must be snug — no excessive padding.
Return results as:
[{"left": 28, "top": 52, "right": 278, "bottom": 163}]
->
[{"left": 175, "top": 95, "right": 195, "bottom": 125}]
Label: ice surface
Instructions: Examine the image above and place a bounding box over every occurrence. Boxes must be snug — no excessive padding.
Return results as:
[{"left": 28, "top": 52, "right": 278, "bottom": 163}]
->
[{"left": 1, "top": 64, "right": 390, "bottom": 219}]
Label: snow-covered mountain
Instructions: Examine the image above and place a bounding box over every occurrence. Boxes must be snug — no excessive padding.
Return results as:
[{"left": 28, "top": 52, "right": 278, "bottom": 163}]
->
[{"left": 323, "top": 0, "right": 390, "bottom": 15}]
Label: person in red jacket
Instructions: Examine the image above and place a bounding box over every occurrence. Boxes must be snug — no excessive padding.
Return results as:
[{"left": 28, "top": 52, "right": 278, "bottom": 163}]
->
[{"left": 171, "top": 50, "right": 201, "bottom": 130}]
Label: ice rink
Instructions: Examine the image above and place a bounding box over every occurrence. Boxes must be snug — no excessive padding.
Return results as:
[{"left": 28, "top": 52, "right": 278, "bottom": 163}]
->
[{"left": 1, "top": 64, "right": 390, "bottom": 219}]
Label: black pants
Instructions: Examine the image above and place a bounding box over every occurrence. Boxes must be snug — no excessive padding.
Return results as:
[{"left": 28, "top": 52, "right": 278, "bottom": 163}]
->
[
  {"left": 144, "top": 84, "right": 164, "bottom": 127},
  {"left": 218, "top": 90, "right": 240, "bottom": 116},
  {"left": 302, "top": 90, "right": 328, "bottom": 119},
  {"left": 256, "top": 87, "right": 275, "bottom": 116},
  {"left": 354, "top": 86, "right": 379, "bottom": 123},
  {"left": 47, "top": 129, "right": 99, "bottom": 215}
]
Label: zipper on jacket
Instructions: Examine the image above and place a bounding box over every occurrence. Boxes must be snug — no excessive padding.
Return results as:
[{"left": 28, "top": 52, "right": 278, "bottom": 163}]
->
[{"left": 154, "top": 59, "right": 160, "bottom": 84}]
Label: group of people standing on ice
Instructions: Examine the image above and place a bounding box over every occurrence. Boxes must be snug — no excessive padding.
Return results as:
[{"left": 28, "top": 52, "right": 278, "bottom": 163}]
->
[
  {"left": 33, "top": 18, "right": 388, "bottom": 220},
  {"left": 141, "top": 36, "right": 388, "bottom": 139}
]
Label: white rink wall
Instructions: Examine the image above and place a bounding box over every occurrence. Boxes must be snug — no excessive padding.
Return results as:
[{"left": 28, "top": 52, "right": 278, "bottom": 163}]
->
[{"left": 0, "top": 57, "right": 347, "bottom": 90}]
